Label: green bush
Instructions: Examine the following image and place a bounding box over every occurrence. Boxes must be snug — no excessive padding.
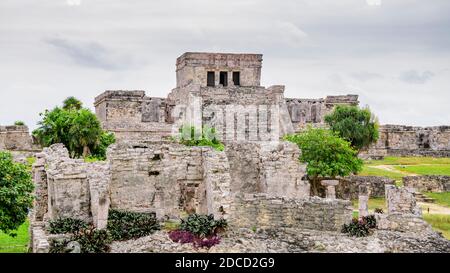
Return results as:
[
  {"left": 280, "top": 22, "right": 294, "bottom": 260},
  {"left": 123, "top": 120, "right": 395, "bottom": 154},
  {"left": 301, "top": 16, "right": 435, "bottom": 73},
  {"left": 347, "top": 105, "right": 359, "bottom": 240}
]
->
[
  {"left": 14, "top": 121, "right": 25, "bottom": 126},
  {"left": 324, "top": 105, "right": 379, "bottom": 151},
  {"left": 0, "top": 152, "right": 34, "bottom": 236},
  {"left": 32, "top": 97, "right": 115, "bottom": 159},
  {"left": 177, "top": 125, "right": 224, "bottom": 151},
  {"left": 107, "top": 209, "right": 160, "bottom": 241},
  {"left": 72, "top": 227, "right": 111, "bottom": 253},
  {"left": 180, "top": 214, "right": 228, "bottom": 238},
  {"left": 341, "top": 215, "right": 377, "bottom": 237},
  {"left": 47, "top": 218, "right": 89, "bottom": 234},
  {"left": 49, "top": 227, "right": 111, "bottom": 253}
]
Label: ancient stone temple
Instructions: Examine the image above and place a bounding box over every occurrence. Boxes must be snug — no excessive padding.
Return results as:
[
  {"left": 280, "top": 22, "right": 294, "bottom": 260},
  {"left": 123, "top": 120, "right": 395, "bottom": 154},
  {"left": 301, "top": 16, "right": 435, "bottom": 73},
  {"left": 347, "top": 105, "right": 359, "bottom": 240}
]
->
[{"left": 21, "top": 52, "right": 450, "bottom": 253}]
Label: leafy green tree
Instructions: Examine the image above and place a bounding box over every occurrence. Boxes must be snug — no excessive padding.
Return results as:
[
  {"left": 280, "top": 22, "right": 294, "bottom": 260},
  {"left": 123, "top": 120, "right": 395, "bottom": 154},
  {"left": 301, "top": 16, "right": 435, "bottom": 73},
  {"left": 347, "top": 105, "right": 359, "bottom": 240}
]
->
[
  {"left": 285, "top": 127, "right": 363, "bottom": 195},
  {"left": 33, "top": 97, "right": 115, "bottom": 159},
  {"left": 324, "top": 105, "right": 379, "bottom": 151},
  {"left": 63, "top": 96, "right": 83, "bottom": 111},
  {"left": 0, "top": 151, "right": 34, "bottom": 236}
]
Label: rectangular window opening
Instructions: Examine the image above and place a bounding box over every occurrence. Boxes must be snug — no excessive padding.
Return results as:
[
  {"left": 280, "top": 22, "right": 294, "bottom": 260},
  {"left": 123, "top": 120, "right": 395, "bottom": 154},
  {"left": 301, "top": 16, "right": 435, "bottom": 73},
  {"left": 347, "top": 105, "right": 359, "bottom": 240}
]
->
[
  {"left": 220, "top": 71, "right": 228, "bottom": 87},
  {"left": 233, "top": 72, "right": 240, "bottom": 86},
  {"left": 207, "top": 72, "right": 215, "bottom": 87}
]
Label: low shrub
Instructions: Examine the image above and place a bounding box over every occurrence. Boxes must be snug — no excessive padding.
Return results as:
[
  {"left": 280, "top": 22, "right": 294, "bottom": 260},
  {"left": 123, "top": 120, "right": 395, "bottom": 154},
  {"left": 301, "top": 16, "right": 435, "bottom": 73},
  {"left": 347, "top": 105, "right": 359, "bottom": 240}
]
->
[
  {"left": 72, "top": 227, "right": 111, "bottom": 253},
  {"left": 363, "top": 215, "right": 377, "bottom": 229},
  {"left": 49, "top": 228, "right": 111, "bottom": 253},
  {"left": 177, "top": 126, "right": 225, "bottom": 151},
  {"left": 169, "top": 230, "right": 195, "bottom": 244},
  {"left": 180, "top": 214, "right": 228, "bottom": 238},
  {"left": 107, "top": 209, "right": 160, "bottom": 241},
  {"left": 341, "top": 215, "right": 378, "bottom": 237},
  {"left": 341, "top": 218, "right": 370, "bottom": 237},
  {"left": 48, "top": 218, "right": 89, "bottom": 234}
]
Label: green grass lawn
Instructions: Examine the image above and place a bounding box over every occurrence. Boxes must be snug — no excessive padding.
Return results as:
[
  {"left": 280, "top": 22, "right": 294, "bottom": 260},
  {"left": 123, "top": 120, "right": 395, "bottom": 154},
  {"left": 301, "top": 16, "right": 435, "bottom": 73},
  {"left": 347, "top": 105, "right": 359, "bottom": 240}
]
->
[
  {"left": 358, "top": 166, "right": 405, "bottom": 181},
  {"left": 423, "top": 192, "right": 450, "bottom": 208},
  {"left": 0, "top": 220, "right": 29, "bottom": 253},
  {"left": 365, "top": 156, "right": 450, "bottom": 166},
  {"left": 394, "top": 165, "right": 450, "bottom": 176},
  {"left": 423, "top": 214, "right": 450, "bottom": 240}
]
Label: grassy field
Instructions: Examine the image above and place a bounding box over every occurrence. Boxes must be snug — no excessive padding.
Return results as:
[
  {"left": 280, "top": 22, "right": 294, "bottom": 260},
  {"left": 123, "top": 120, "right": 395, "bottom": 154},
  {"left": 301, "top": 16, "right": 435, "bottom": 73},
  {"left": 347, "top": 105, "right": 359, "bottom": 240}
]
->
[
  {"left": 423, "top": 214, "right": 450, "bottom": 239},
  {"left": 0, "top": 220, "right": 29, "bottom": 253},
  {"left": 424, "top": 192, "right": 450, "bottom": 208},
  {"left": 359, "top": 156, "right": 450, "bottom": 182}
]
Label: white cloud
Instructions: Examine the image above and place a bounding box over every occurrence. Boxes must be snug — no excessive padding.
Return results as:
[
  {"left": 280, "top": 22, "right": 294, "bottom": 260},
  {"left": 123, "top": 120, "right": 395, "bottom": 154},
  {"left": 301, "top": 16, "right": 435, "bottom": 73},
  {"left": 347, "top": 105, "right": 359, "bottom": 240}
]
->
[{"left": 66, "top": 0, "right": 82, "bottom": 6}]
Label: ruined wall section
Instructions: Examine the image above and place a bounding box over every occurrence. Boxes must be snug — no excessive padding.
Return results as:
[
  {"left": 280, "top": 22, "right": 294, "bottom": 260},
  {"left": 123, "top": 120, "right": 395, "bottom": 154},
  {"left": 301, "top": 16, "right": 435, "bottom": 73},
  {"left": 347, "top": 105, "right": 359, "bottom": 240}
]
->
[
  {"left": 285, "top": 95, "right": 359, "bottom": 132},
  {"left": 32, "top": 144, "right": 111, "bottom": 226},
  {"left": 366, "top": 125, "right": 450, "bottom": 158},
  {"left": 336, "top": 176, "right": 395, "bottom": 200},
  {"left": 94, "top": 91, "right": 173, "bottom": 141},
  {"left": 230, "top": 194, "right": 352, "bottom": 232},
  {"left": 403, "top": 176, "right": 450, "bottom": 192},
  {"left": 225, "top": 142, "right": 309, "bottom": 199}
]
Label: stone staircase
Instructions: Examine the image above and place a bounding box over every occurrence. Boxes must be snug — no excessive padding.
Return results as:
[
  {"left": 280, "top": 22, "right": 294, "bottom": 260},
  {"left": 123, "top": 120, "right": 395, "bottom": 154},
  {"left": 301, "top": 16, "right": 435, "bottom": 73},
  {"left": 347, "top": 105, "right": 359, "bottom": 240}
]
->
[{"left": 413, "top": 192, "right": 435, "bottom": 203}]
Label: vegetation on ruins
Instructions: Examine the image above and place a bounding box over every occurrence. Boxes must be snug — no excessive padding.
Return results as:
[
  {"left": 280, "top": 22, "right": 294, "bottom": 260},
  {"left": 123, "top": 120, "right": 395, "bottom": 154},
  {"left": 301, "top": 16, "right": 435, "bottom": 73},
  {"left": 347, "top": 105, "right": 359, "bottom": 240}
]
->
[
  {"left": 168, "top": 214, "right": 227, "bottom": 249},
  {"left": 48, "top": 218, "right": 89, "bottom": 235},
  {"left": 325, "top": 105, "right": 379, "bottom": 151},
  {"left": 107, "top": 209, "right": 160, "bottom": 241},
  {"left": 176, "top": 125, "right": 225, "bottom": 151},
  {"left": 49, "top": 227, "right": 111, "bottom": 253},
  {"left": 341, "top": 215, "right": 377, "bottom": 237},
  {"left": 285, "top": 127, "right": 363, "bottom": 195},
  {"left": 0, "top": 151, "right": 34, "bottom": 237},
  {"left": 14, "top": 121, "right": 25, "bottom": 126},
  {"left": 32, "top": 97, "right": 115, "bottom": 159}
]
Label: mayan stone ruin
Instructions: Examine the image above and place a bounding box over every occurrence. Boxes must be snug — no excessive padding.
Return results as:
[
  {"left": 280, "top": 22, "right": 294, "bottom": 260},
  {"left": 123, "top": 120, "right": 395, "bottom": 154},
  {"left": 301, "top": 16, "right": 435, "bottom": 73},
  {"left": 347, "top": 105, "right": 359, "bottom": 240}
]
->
[{"left": 1, "top": 52, "right": 449, "bottom": 253}]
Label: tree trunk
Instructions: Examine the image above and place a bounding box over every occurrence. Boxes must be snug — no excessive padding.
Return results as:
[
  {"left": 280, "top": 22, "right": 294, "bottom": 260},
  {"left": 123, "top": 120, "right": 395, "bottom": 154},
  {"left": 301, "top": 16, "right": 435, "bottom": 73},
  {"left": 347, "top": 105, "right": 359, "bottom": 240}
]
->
[{"left": 83, "top": 145, "right": 91, "bottom": 157}]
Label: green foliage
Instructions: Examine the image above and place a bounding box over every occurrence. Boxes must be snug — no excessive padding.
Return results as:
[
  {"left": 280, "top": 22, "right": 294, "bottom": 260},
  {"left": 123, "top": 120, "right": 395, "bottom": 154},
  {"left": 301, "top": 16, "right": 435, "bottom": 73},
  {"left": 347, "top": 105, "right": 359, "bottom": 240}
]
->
[
  {"left": 14, "top": 121, "right": 25, "bottom": 126},
  {"left": 90, "top": 132, "right": 116, "bottom": 160},
  {"left": 179, "top": 214, "right": 228, "bottom": 238},
  {"left": 72, "top": 227, "right": 111, "bottom": 253},
  {"left": 62, "top": 96, "right": 83, "bottom": 111},
  {"left": 32, "top": 97, "right": 115, "bottom": 159},
  {"left": 342, "top": 215, "right": 377, "bottom": 237},
  {"left": 325, "top": 105, "right": 379, "bottom": 151},
  {"left": 49, "top": 227, "right": 111, "bottom": 253},
  {"left": 107, "top": 209, "right": 160, "bottom": 241},
  {"left": 424, "top": 192, "right": 450, "bottom": 208},
  {"left": 177, "top": 125, "right": 224, "bottom": 151},
  {"left": 47, "top": 218, "right": 89, "bottom": 234},
  {"left": 284, "top": 127, "right": 363, "bottom": 179},
  {"left": 0, "top": 152, "right": 34, "bottom": 236}
]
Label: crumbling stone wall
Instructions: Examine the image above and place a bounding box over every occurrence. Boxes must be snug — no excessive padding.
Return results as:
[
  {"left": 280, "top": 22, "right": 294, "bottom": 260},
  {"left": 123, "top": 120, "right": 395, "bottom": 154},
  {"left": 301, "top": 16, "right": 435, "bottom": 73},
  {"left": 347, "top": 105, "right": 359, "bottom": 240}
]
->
[
  {"left": 0, "top": 125, "right": 35, "bottom": 151},
  {"left": 403, "top": 176, "right": 450, "bottom": 192},
  {"left": 336, "top": 176, "right": 395, "bottom": 200},
  {"left": 94, "top": 91, "right": 172, "bottom": 141},
  {"left": 366, "top": 125, "right": 450, "bottom": 158},
  {"left": 286, "top": 95, "right": 359, "bottom": 131},
  {"left": 229, "top": 194, "right": 352, "bottom": 232},
  {"left": 385, "top": 185, "right": 421, "bottom": 216},
  {"left": 33, "top": 144, "right": 111, "bottom": 225},
  {"left": 225, "top": 142, "right": 309, "bottom": 199}
]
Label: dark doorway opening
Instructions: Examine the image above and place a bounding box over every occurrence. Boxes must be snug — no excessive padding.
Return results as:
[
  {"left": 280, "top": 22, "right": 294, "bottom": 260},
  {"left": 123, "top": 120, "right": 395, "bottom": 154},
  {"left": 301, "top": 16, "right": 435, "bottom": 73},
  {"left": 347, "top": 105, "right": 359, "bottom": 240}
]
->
[
  {"left": 220, "top": 71, "right": 228, "bottom": 86},
  {"left": 207, "top": 72, "right": 215, "bottom": 87},
  {"left": 233, "top": 72, "right": 240, "bottom": 86}
]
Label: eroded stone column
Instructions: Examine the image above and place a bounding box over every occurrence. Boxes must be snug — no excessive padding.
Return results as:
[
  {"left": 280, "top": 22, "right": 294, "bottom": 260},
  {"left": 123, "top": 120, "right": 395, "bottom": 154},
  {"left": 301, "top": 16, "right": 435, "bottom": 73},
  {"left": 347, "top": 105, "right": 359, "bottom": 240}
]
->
[
  {"left": 321, "top": 180, "right": 339, "bottom": 199},
  {"left": 358, "top": 184, "right": 371, "bottom": 218}
]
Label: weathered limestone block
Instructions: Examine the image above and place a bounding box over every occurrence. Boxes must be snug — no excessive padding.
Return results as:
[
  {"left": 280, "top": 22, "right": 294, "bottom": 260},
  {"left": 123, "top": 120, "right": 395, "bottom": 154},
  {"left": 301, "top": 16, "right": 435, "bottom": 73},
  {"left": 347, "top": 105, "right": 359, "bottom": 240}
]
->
[
  {"left": 30, "top": 224, "right": 50, "bottom": 253},
  {"left": 31, "top": 152, "right": 48, "bottom": 222},
  {"left": 229, "top": 195, "right": 352, "bottom": 232},
  {"left": 336, "top": 176, "right": 394, "bottom": 200},
  {"left": 88, "top": 162, "right": 111, "bottom": 229},
  {"left": 202, "top": 148, "right": 232, "bottom": 219},
  {"left": 375, "top": 213, "right": 435, "bottom": 234},
  {"left": 403, "top": 176, "right": 450, "bottom": 192},
  {"left": 386, "top": 185, "right": 422, "bottom": 216}
]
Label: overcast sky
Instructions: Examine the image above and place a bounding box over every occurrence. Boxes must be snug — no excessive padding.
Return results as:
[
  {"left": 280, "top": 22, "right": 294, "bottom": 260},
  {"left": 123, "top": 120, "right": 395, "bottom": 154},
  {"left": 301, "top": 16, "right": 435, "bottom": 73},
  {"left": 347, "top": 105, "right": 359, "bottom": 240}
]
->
[{"left": 1, "top": 0, "right": 449, "bottom": 129}]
